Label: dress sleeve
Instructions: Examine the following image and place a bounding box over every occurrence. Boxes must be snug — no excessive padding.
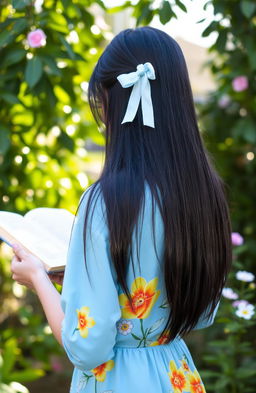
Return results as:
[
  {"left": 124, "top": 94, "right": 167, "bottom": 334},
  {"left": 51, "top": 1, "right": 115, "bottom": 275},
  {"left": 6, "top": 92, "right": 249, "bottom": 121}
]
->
[
  {"left": 192, "top": 300, "right": 221, "bottom": 330},
  {"left": 60, "top": 187, "right": 121, "bottom": 371}
]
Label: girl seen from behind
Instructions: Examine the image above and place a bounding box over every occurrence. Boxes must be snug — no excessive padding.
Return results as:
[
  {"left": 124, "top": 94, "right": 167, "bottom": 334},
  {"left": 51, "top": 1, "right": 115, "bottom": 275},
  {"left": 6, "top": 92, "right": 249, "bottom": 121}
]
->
[{"left": 11, "top": 26, "right": 232, "bottom": 393}]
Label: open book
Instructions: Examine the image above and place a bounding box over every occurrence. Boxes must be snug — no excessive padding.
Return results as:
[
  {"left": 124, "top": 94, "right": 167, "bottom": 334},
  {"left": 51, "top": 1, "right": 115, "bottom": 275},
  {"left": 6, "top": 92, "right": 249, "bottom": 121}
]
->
[{"left": 0, "top": 207, "right": 76, "bottom": 273}]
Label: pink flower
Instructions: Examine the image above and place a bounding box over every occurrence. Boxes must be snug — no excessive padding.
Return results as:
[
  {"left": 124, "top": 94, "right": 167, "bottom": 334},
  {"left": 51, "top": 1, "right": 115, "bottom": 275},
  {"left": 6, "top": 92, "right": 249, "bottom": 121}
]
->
[
  {"left": 27, "top": 29, "right": 46, "bottom": 48},
  {"left": 50, "top": 357, "right": 63, "bottom": 372},
  {"left": 232, "top": 76, "right": 248, "bottom": 92},
  {"left": 232, "top": 300, "right": 249, "bottom": 308},
  {"left": 231, "top": 232, "right": 244, "bottom": 246}
]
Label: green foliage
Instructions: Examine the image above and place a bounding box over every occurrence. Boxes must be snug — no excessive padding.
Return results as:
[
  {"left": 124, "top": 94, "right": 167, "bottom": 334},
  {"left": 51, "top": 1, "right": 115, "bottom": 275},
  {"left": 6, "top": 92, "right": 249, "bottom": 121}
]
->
[
  {"left": 194, "top": 1, "right": 256, "bottom": 391},
  {"left": 199, "top": 245, "right": 256, "bottom": 392},
  {"left": 0, "top": 0, "right": 107, "bottom": 216},
  {"left": 0, "top": 0, "right": 107, "bottom": 389},
  {"left": 1, "top": 0, "right": 256, "bottom": 392},
  {"left": 107, "top": 0, "right": 187, "bottom": 26}
]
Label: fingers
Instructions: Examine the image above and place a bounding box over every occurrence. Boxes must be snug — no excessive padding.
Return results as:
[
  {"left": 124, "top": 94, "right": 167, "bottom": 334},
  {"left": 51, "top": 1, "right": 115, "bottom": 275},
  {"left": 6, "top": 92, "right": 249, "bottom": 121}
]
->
[
  {"left": 11, "top": 256, "right": 19, "bottom": 274},
  {"left": 12, "top": 243, "right": 28, "bottom": 260}
]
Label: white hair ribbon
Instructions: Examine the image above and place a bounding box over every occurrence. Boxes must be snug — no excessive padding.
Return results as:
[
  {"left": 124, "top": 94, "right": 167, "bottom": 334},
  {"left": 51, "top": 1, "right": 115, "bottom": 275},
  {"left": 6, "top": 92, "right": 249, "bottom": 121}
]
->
[{"left": 117, "top": 62, "right": 156, "bottom": 128}]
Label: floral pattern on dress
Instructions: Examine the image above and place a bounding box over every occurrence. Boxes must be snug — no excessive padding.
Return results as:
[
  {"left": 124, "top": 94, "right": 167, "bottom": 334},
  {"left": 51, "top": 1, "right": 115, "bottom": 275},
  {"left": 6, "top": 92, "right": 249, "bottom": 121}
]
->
[
  {"left": 90, "top": 360, "right": 115, "bottom": 393},
  {"left": 180, "top": 356, "right": 190, "bottom": 373},
  {"left": 119, "top": 276, "right": 160, "bottom": 319},
  {"left": 75, "top": 372, "right": 93, "bottom": 392},
  {"left": 118, "top": 276, "right": 162, "bottom": 347},
  {"left": 149, "top": 329, "right": 170, "bottom": 346},
  {"left": 168, "top": 360, "right": 190, "bottom": 393},
  {"left": 91, "top": 360, "right": 115, "bottom": 382},
  {"left": 167, "top": 355, "right": 206, "bottom": 393},
  {"left": 75, "top": 306, "right": 95, "bottom": 338},
  {"left": 187, "top": 369, "right": 206, "bottom": 393},
  {"left": 117, "top": 319, "right": 134, "bottom": 335}
]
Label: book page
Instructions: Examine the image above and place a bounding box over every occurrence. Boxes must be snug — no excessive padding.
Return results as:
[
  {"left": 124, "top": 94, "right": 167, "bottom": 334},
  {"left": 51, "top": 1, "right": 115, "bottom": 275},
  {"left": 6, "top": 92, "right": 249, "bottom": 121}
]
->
[
  {"left": 24, "top": 208, "right": 75, "bottom": 246},
  {"left": 0, "top": 209, "right": 76, "bottom": 268}
]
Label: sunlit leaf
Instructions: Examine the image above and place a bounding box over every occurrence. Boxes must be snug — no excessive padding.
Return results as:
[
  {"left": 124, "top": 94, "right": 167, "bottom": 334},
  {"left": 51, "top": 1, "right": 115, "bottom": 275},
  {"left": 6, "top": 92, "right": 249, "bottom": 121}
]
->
[{"left": 1, "top": 338, "right": 17, "bottom": 379}]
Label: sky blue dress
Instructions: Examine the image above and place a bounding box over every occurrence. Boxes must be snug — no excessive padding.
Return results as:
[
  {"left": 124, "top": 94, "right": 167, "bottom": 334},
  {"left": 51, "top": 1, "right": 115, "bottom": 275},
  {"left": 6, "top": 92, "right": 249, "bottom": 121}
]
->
[{"left": 60, "top": 182, "right": 220, "bottom": 393}]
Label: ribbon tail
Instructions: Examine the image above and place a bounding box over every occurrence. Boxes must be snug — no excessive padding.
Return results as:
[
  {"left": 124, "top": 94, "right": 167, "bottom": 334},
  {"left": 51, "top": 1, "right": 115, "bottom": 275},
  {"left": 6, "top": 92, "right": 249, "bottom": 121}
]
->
[
  {"left": 141, "top": 76, "right": 155, "bottom": 128},
  {"left": 121, "top": 79, "right": 142, "bottom": 124}
]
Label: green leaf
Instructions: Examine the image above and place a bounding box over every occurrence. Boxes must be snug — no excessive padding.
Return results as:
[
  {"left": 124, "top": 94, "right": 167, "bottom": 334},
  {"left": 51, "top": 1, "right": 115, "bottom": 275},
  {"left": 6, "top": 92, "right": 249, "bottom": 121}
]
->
[
  {"left": 214, "top": 377, "right": 229, "bottom": 389},
  {"left": 214, "top": 30, "right": 227, "bottom": 52},
  {"left": 40, "top": 56, "right": 61, "bottom": 76},
  {"left": 6, "top": 369, "right": 44, "bottom": 383},
  {"left": 1, "top": 93, "right": 20, "bottom": 105},
  {"left": 0, "top": 31, "right": 11, "bottom": 48},
  {"left": 244, "top": 40, "right": 256, "bottom": 70},
  {"left": 1, "top": 338, "right": 17, "bottom": 378},
  {"left": 200, "top": 370, "right": 221, "bottom": 378},
  {"left": 236, "top": 367, "right": 256, "bottom": 378},
  {"left": 159, "top": 1, "right": 173, "bottom": 24},
  {"left": 0, "top": 126, "right": 11, "bottom": 154},
  {"left": 240, "top": 1, "right": 256, "bottom": 18},
  {"left": 2, "top": 49, "right": 26, "bottom": 67},
  {"left": 202, "top": 21, "right": 218, "bottom": 37},
  {"left": 12, "top": 18, "right": 28, "bottom": 34},
  {"left": 136, "top": 5, "right": 153, "bottom": 26},
  {"left": 58, "top": 130, "right": 75, "bottom": 151},
  {"left": 0, "top": 19, "right": 27, "bottom": 48},
  {"left": 12, "top": 0, "right": 30, "bottom": 9},
  {"left": 25, "top": 56, "right": 43, "bottom": 88},
  {"left": 196, "top": 18, "right": 206, "bottom": 23},
  {"left": 59, "top": 35, "right": 76, "bottom": 60},
  {"left": 176, "top": 0, "right": 187, "bottom": 12},
  {"left": 131, "top": 333, "right": 141, "bottom": 340},
  {"left": 232, "top": 118, "right": 256, "bottom": 143}
]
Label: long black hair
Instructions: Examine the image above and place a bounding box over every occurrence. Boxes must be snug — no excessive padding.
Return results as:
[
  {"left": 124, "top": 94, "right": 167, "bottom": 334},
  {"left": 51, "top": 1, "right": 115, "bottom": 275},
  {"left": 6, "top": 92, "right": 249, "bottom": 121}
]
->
[{"left": 80, "top": 26, "right": 232, "bottom": 342}]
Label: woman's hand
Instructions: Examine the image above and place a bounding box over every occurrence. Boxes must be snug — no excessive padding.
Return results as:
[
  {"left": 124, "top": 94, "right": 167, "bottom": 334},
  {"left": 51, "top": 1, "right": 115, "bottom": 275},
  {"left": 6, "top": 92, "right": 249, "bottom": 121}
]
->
[{"left": 11, "top": 243, "right": 47, "bottom": 290}]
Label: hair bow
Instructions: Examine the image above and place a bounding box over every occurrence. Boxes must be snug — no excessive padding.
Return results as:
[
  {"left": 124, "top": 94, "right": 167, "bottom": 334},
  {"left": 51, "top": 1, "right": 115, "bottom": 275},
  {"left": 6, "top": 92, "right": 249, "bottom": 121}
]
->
[{"left": 117, "top": 62, "right": 156, "bottom": 128}]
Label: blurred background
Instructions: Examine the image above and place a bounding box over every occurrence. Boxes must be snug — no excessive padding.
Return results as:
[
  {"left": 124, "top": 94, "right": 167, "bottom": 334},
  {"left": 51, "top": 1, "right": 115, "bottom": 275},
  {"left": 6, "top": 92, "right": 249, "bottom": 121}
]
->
[{"left": 0, "top": 0, "right": 255, "bottom": 392}]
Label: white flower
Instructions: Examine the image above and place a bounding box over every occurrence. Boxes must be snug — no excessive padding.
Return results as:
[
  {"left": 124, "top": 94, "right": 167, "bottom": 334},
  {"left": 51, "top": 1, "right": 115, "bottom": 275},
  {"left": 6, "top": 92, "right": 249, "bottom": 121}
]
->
[
  {"left": 117, "top": 319, "right": 133, "bottom": 335},
  {"left": 222, "top": 287, "right": 238, "bottom": 300},
  {"left": 236, "top": 270, "right": 255, "bottom": 282},
  {"left": 235, "top": 303, "right": 255, "bottom": 320}
]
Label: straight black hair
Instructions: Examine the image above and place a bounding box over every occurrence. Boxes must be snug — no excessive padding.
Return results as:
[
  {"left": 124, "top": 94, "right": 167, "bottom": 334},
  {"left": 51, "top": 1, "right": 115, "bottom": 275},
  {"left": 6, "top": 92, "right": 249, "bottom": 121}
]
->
[{"left": 80, "top": 26, "right": 232, "bottom": 342}]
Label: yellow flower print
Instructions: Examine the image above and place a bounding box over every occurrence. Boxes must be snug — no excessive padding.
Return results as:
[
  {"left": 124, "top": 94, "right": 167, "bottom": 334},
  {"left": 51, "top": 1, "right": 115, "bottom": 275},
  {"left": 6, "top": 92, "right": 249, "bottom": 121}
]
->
[
  {"left": 91, "top": 360, "right": 114, "bottom": 382},
  {"left": 168, "top": 360, "right": 190, "bottom": 393},
  {"left": 76, "top": 306, "right": 95, "bottom": 338},
  {"left": 150, "top": 330, "right": 170, "bottom": 346},
  {"left": 119, "top": 276, "right": 160, "bottom": 319},
  {"left": 188, "top": 369, "right": 206, "bottom": 393},
  {"left": 180, "top": 356, "right": 190, "bottom": 373}
]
